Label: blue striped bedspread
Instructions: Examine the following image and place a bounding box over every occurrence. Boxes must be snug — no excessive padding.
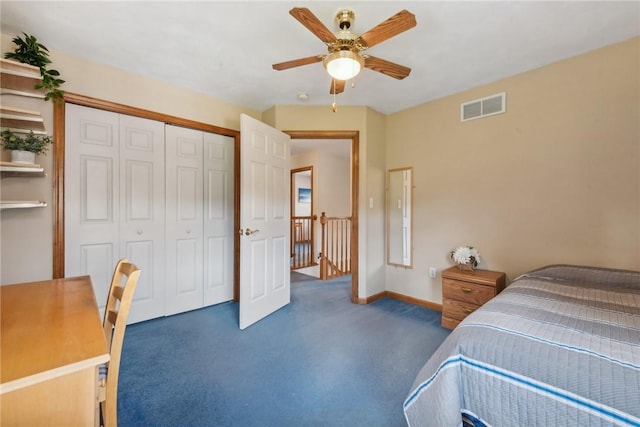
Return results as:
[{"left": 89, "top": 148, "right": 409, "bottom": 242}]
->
[{"left": 403, "top": 265, "right": 640, "bottom": 427}]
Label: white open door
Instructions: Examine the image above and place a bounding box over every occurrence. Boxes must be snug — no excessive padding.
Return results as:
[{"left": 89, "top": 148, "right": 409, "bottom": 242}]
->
[{"left": 239, "top": 114, "right": 291, "bottom": 329}]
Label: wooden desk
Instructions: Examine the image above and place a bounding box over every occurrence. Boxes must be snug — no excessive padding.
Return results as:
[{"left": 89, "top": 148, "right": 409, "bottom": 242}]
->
[{"left": 0, "top": 275, "right": 109, "bottom": 426}]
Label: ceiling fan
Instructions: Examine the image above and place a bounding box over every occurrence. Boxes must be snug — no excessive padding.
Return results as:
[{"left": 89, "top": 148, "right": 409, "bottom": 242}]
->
[{"left": 272, "top": 7, "right": 417, "bottom": 95}]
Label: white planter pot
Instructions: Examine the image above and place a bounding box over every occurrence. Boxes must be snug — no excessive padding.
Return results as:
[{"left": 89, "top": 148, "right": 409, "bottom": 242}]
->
[{"left": 11, "top": 150, "right": 36, "bottom": 164}]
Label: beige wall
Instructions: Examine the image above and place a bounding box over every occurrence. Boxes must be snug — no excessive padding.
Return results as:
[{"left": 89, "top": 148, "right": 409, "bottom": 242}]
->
[
  {"left": 316, "top": 151, "right": 350, "bottom": 218},
  {"left": 0, "top": 33, "right": 260, "bottom": 284},
  {"left": 386, "top": 37, "right": 640, "bottom": 304},
  {"left": 0, "top": 92, "right": 54, "bottom": 284},
  {"left": 2, "top": 31, "right": 637, "bottom": 307},
  {"left": 41, "top": 44, "right": 262, "bottom": 131},
  {"left": 365, "top": 107, "right": 388, "bottom": 295}
]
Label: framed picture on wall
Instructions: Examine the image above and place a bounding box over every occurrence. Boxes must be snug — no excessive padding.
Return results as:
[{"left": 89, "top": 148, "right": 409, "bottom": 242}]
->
[{"left": 298, "top": 188, "right": 311, "bottom": 203}]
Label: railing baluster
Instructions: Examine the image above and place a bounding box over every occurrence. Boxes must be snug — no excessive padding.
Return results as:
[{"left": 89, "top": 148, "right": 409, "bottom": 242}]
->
[
  {"left": 316, "top": 213, "right": 351, "bottom": 280},
  {"left": 290, "top": 215, "right": 318, "bottom": 270}
]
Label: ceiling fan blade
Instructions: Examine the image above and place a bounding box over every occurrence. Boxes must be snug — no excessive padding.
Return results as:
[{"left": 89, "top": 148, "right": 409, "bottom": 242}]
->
[
  {"left": 364, "top": 56, "right": 411, "bottom": 80},
  {"left": 272, "top": 55, "right": 323, "bottom": 71},
  {"left": 330, "top": 79, "right": 345, "bottom": 95},
  {"left": 357, "top": 10, "right": 417, "bottom": 49},
  {"left": 290, "top": 7, "right": 337, "bottom": 45}
]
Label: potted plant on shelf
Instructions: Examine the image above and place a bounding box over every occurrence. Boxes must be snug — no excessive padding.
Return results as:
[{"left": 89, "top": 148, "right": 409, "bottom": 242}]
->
[
  {"left": 4, "top": 33, "right": 65, "bottom": 103},
  {"left": 1, "top": 129, "right": 53, "bottom": 164}
]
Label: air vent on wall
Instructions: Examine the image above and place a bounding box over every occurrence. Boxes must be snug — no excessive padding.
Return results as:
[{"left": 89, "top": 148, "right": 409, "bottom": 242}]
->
[{"left": 461, "top": 92, "right": 506, "bottom": 122}]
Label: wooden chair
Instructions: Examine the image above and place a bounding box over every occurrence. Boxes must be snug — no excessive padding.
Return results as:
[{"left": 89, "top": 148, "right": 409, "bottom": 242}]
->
[{"left": 99, "top": 258, "right": 141, "bottom": 427}]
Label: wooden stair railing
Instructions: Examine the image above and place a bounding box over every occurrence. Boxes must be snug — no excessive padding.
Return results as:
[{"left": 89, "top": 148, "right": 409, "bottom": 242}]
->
[
  {"left": 319, "top": 212, "right": 351, "bottom": 280},
  {"left": 291, "top": 215, "right": 317, "bottom": 269}
]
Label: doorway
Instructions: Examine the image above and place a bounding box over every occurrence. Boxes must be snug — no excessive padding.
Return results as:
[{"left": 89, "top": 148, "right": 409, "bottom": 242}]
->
[
  {"left": 286, "top": 131, "right": 359, "bottom": 304},
  {"left": 290, "top": 166, "right": 316, "bottom": 271}
]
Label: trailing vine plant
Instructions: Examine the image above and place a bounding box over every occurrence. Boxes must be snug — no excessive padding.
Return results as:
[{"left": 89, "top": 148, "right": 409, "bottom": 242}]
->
[{"left": 4, "top": 33, "right": 65, "bottom": 103}]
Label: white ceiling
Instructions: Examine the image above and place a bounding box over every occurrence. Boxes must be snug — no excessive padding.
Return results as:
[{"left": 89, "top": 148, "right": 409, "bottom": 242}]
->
[{"left": 1, "top": 1, "right": 639, "bottom": 115}]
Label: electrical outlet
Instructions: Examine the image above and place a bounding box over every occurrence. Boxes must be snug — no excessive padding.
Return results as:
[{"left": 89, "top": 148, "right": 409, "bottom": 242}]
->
[{"left": 429, "top": 267, "right": 437, "bottom": 278}]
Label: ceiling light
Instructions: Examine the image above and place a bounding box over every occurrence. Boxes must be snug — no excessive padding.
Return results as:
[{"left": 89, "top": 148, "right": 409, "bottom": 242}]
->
[{"left": 323, "top": 51, "right": 364, "bottom": 81}]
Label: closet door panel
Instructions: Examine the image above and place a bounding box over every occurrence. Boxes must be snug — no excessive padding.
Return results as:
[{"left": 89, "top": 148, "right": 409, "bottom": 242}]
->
[
  {"left": 176, "top": 238, "right": 199, "bottom": 292},
  {"left": 82, "top": 157, "right": 113, "bottom": 221},
  {"left": 79, "top": 242, "right": 115, "bottom": 319},
  {"left": 203, "top": 133, "right": 235, "bottom": 305},
  {"left": 119, "top": 115, "right": 166, "bottom": 323},
  {"left": 165, "top": 125, "right": 204, "bottom": 315},
  {"left": 65, "top": 104, "right": 120, "bottom": 315}
]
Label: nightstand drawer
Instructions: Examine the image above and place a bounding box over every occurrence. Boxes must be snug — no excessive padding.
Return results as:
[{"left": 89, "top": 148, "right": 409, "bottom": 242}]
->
[
  {"left": 440, "top": 267, "right": 506, "bottom": 330},
  {"left": 442, "top": 298, "right": 480, "bottom": 321},
  {"left": 443, "top": 279, "right": 495, "bottom": 305}
]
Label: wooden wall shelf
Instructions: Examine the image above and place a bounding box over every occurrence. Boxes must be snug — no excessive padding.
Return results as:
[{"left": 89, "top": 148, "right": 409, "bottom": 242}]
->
[
  {"left": 0, "top": 106, "right": 46, "bottom": 133},
  {"left": 0, "top": 162, "right": 45, "bottom": 176},
  {"left": 0, "top": 61, "right": 49, "bottom": 212},
  {"left": 0, "top": 59, "right": 44, "bottom": 99},
  {"left": 0, "top": 201, "right": 47, "bottom": 210}
]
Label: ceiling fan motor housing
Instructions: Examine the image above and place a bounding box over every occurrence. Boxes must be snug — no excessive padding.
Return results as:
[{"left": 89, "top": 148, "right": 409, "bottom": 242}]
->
[
  {"left": 336, "top": 9, "right": 355, "bottom": 30},
  {"left": 331, "top": 10, "right": 367, "bottom": 53}
]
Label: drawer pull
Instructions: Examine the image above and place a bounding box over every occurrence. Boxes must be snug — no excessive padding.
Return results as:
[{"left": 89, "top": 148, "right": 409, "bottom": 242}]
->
[{"left": 461, "top": 287, "right": 473, "bottom": 293}]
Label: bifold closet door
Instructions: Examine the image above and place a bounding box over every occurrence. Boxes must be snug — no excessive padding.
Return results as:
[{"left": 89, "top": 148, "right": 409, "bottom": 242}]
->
[
  {"left": 118, "top": 114, "right": 166, "bottom": 323},
  {"left": 66, "top": 105, "right": 234, "bottom": 321},
  {"left": 65, "top": 104, "right": 119, "bottom": 312},
  {"left": 203, "top": 132, "right": 235, "bottom": 305},
  {"left": 65, "top": 104, "right": 166, "bottom": 323},
  {"left": 165, "top": 125, "right": 204, "bottom": 315}
]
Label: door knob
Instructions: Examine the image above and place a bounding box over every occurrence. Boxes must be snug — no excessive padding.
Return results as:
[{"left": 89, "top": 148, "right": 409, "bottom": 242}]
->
[{"left": 244, "top": 228, "right": 259, "bottom": 236}]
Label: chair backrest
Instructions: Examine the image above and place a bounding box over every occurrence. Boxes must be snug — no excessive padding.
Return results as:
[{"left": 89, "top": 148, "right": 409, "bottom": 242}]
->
[{"left": 101, "top": 258, "right": 140, "bottom": 427}]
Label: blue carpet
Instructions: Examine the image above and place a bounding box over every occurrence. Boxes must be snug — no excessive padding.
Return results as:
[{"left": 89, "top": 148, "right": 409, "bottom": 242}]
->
[{"left": 118, "top": 275, "right": 450, "bottom": 427}]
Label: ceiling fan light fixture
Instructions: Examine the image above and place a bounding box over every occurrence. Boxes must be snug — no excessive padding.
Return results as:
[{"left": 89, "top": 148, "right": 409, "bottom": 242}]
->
[{"left": 323, "top": 50, "right": 364, "bottom": 81}]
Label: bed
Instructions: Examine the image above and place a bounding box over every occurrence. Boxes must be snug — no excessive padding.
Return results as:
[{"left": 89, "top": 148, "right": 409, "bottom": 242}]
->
[{"left": 403, "top": 264, "right": 640, "bottom": 427}]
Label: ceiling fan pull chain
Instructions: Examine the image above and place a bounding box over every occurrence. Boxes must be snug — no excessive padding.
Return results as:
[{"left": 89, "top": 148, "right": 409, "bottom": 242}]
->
[{"left": 332, "top": 79, "right": 338, "bottom": 112}]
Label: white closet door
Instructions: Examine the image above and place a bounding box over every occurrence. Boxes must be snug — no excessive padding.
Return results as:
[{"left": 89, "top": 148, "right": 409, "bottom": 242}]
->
[
  {"left": 203, "top": 132, "right": 235, "bottom": 305},
  {"left": 66, "top": 105, "right": 166, "bottom": 322},
  {"left": 165, "top": 125, "right": 204, "bottom": 315},
  {"left": 65, "top": 104, "right": 120, "bottom": 314},
  {"left": 119, "top": 115, "right": 166, "bottom": 322}
]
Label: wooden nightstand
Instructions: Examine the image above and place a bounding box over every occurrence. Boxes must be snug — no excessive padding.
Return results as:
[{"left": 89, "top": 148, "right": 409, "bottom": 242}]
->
[{"left": 441, "top": 266, "right": 506, "bottom": 329}]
